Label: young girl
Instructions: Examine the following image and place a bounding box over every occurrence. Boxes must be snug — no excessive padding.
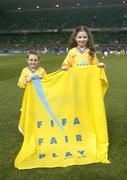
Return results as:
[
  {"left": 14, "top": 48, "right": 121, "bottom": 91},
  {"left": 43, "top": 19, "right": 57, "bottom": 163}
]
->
[
  {"left": 61, "top": 26, "right": 104, "bottom": 70},
  {"left": 18, "top": 51, "right": 46, "bottom": 88}
]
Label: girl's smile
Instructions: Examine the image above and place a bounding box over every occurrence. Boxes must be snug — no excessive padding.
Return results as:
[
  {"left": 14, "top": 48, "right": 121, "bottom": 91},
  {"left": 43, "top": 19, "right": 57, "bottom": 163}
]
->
[{"left": 75, "top": 31, "right": 88, "bottom": 48}]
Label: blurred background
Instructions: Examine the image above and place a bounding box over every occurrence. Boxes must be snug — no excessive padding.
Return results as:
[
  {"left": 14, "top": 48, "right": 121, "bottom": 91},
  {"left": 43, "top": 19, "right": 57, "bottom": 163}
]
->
[
  {"left": 0, "top": 1, "right": 127, "bottom": 180},
  {"left": 0, "top": 0, "right": 127, "bottom": 54}
]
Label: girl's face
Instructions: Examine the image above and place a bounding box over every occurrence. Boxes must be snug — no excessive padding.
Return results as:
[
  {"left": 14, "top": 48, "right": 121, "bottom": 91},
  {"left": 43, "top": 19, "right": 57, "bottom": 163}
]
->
[
  {"left": 75, "top": 31, "right": 88, "bottom": 48},
  {"left": 27, "top": 54, "right": 39, "bottom": 69}
]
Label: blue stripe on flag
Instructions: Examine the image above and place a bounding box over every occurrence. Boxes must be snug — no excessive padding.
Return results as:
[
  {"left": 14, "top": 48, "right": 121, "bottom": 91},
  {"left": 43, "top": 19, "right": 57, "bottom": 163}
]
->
[{"left": 32, "top": 76, "right": 64, "bottom": 131}]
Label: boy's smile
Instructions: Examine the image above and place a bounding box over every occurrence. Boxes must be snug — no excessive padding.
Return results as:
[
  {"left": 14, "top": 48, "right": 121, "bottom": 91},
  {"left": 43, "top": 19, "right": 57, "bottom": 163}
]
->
[{"left": 27, "top": 54, "right": 39, "bottom": 69}]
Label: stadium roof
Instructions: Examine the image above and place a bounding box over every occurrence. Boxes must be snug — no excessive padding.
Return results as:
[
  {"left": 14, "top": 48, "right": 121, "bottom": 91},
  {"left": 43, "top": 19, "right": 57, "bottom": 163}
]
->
[{"left": 0, "top": 0, "right": 126, "bottom": 11}]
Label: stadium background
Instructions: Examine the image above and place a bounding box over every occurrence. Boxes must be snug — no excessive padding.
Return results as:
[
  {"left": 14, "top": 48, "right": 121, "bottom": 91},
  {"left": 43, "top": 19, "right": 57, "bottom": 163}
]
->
[{"left": 0, "top": 0, "right": 127, "bottom": 180}]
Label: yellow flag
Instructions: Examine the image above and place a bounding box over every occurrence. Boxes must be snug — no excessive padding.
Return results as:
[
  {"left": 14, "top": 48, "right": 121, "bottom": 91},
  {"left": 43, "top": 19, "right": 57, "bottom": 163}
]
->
[{"left": 15, "top": 66, "right": 110, "bottom": 169}]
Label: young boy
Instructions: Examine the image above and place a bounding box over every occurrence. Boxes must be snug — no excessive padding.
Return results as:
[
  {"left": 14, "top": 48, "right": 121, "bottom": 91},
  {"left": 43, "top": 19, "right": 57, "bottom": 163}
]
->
[{"left": 18, "top": 51, "right": 46, "bottom": 88}]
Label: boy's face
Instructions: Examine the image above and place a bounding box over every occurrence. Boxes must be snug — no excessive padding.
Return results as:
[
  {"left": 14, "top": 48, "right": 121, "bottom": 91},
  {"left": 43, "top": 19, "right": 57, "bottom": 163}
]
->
[{"left": 27, "top": 54, "right": 39, "bottom": 69}]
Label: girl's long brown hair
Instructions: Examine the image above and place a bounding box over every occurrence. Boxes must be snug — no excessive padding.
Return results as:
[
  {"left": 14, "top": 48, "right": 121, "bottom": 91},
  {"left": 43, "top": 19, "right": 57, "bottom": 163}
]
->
[{"left": 67, "top": 26, "right": 95, "bottom": 57}]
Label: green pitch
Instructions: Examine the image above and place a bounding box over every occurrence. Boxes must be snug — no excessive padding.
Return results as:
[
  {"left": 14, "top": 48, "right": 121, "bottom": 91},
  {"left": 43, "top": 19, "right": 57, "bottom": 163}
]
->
[{"left": 0, "top": 53, "right": 127, "bottom": 180}]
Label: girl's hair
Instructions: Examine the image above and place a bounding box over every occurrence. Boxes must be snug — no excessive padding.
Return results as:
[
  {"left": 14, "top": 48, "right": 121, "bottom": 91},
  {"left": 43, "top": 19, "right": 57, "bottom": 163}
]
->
[
  {"left": 67, "top": 26, "right": 95, "bottom": 57},
  {"left": 27, "top": 50, "right": 40, "bottom": 59}
]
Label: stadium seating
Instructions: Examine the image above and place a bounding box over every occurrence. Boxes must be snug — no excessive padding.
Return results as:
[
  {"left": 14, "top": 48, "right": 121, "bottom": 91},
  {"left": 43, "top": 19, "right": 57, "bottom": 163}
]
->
[
  {"left": 0, "top": 6, "right": 127, "bottom": 51},
  {"left": 0, "top": 6, "right": 126, "bottom": 31}
]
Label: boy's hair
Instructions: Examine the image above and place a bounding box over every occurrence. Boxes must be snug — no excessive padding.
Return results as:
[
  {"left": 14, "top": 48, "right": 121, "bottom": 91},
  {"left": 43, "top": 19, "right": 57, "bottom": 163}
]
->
[
  {"left": 67, "top": 26, "right": 95, "bottom": 57},
  {"left": 27, "top": 50, "right": 40, "bottom": 59}
]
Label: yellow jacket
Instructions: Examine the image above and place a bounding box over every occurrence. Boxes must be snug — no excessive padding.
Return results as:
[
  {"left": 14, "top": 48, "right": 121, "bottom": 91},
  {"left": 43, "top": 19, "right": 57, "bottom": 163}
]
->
[{"left": 18, "top": 66, "right": 46, "bottom": 88}]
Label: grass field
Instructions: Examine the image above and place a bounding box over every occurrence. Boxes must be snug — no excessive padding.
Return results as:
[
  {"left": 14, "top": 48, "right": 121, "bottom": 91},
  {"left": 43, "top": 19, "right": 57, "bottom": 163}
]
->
[{"left": 0, "top": 53, "right": 127, "bottom": 180}]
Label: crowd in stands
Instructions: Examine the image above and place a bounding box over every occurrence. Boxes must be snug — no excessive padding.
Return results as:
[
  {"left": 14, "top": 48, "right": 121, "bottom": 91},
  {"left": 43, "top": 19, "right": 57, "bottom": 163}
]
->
[
  {"left": 0, "top": 6, "right": 127, "bottom": 53},
  {"left": 0, "top": 32, "right": 127, "bottom": 54}
]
